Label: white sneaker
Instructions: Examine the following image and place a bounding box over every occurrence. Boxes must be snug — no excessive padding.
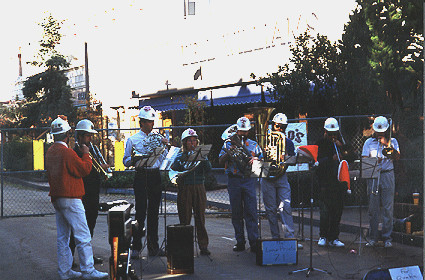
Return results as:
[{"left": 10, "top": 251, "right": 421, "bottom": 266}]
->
[
  {"left": 384, "top": 241, "right": 393, "bottom": 248},
  {"left": 318, "top": 237, "right": 327, "bottom": 247},
  {"left": 297, "top": 243, "right": 303, "bottom": 249},
  {"left": 329, "top": 239, "right": 345, "bottom": 247},
  {"left": 60, "top": 270, "right": 82, "bottom": 280},
  {"left": 131, "top": 249, "right": 140, "bottom": 259},
  {"left": 82, "top": 269, "right": 109, "bottom": 279},
  {"left": 365, "top": 240, "right": 377, "bottom": 247}
]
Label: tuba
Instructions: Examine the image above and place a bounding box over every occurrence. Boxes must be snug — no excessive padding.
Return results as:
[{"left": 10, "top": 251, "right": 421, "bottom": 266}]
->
[{"left": 249, "top": 107, "right": 287, "bottom": 179}]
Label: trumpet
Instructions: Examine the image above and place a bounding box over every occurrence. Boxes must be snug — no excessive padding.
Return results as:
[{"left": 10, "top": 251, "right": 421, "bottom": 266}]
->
[{"left": 77, "top": 142, "right": 112, "bottom": 180}]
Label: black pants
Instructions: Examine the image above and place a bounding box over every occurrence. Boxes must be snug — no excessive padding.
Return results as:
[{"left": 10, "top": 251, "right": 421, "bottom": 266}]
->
[
  {"left": 133, "top": 170, "right": 162, "bottom": 252},
  {"left": 318, "top": 183, "right": 345, "bottom": 242},
  {"left": 69, "top": 190, "right": 99, "bottom": 255}
]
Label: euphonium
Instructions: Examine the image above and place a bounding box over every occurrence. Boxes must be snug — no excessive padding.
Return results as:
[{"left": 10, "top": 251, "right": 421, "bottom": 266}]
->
[{"left": 223, "top": 134, "right": 253, "bottom": 177}]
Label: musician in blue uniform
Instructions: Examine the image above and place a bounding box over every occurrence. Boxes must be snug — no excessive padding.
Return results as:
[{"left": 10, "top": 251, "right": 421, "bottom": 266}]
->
[
  {"left": 123, "top": 106, "right": 168, "bottom": 258},
  {"left": 219, "top": 117, "right": 262, "bottom": 253}
]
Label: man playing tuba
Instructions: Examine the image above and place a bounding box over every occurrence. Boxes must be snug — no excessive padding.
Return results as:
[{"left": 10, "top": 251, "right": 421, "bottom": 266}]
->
[
  {"left": 170, "top": 128, "right": 212, "bottom": 255},
  {"left": 219, "top": 117, "right": 262, "bottom": 253},
  {"left": 260, "top": 113, "right": 302, "bottom": 248}
]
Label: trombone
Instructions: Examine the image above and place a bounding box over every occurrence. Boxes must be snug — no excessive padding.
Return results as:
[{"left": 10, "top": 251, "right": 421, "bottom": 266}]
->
[{"left": 77, "top": 142, "right": 113, "bottom": 180}]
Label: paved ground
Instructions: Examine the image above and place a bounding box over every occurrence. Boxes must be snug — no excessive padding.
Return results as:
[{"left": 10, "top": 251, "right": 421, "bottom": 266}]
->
[{"left": 0, "top": 210, "right": 422, "bottom": 280}]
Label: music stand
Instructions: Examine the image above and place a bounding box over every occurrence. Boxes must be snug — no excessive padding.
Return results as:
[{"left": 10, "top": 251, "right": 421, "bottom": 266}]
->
[
  {"left": 289, "top": 147, "right": 331, "bottom": 277},
  {"left": 348, "top": 157, "right": 380, "bottom": 255}
]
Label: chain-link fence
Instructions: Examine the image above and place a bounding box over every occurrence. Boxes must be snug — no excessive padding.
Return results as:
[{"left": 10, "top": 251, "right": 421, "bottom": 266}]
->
[{"left": 1, "top": 115, "right": 422, "bottom": 217}]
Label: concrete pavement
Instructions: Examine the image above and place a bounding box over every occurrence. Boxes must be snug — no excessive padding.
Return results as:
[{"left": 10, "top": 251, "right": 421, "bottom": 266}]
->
[{"left": 0, "top": 211, "right": 422, "bottom": 280}]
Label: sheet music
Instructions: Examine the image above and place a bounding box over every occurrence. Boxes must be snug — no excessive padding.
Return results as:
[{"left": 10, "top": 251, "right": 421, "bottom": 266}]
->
[
  {"left": 186, "top": 144, "right": 212, "bottom": 162},
  {"left": 160, "top": 146, "right": 181, "bottom": 171},
  {"left": 136, "top": 147, "right": 165, "bottom": 168}
]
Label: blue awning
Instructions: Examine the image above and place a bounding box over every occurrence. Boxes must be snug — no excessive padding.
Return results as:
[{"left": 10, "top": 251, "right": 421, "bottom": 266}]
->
[{"left": 139, "top": 93, "right": 276, "bottom": 112}]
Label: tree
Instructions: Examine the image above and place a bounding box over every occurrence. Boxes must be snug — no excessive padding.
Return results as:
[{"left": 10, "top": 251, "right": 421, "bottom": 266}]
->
[
  {"left": 21, "top": 15, "right": 76, "bottom": 127},
  {"left": 254, "top": 32, "right": 340, "bottom": 118}
]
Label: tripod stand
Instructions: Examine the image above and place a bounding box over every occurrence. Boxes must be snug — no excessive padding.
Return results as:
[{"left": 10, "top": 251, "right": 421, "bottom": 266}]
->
[{"left": 290, "top": 168, "right": 331, "bottom": 277}]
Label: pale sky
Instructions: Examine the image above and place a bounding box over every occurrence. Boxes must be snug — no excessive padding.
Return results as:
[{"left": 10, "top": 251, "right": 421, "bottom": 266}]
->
[{"left": 1, "top": 0, "right": 357, "bottom": 116}]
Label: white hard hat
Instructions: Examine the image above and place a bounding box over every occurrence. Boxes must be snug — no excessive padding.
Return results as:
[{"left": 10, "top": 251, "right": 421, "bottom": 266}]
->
[
  {"left": 181, "top": 128, "right": 198, "bottom": 141},
  {"left": 236, "top": 117, "right": 252, "bottom": 131},
  {"left": 50, "top": 116, "right": 71, "bottom": 135},
  {"left": 373, "top": 116, "right": 389, "bottom": 132},
  {"left": 324, "top": 117, "right": 339, "bottom": 132},
  {"left": 138, "top": 106, "right": 157, "bottom": 121},
  {"left": 272, "top": 113, "right": 288, "bottom": 124},
  {"left": 75, "top": 119, "right": 98, "bottom": 134}
]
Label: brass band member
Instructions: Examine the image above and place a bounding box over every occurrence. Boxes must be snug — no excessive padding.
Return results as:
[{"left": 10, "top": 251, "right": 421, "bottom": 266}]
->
[
  {"left": 46, "top": 116, "right": 108, "bottom": 280},
  {"left": 70, "top": 119, "right": 107, "bottom": 265},
  {"left": 122, "top": 106, "right": 168, "bottom": 258},
  {"left": 315, "top": 117, "right": 349, "bottom": 247},
  {"left": 170, "top": 128, "right": 212, "bottom": 255},
  {"left": 362, "top": 116, "right": 400, "bottom": 248},
  {"left": 260, "top": 113, "right": 302, "bottom": 249},
  {"left": 219, "top": 117, "right": 262, "bottom": 253}
]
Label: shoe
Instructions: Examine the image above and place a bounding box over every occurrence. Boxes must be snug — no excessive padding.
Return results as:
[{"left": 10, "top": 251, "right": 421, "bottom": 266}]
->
[
  {"left": 384, "top": 241, "right": 393, "bottom": 248},
  {"left": 148, "top": 248, "right": 166, "bottom": 257},
  {"left": 329, "top": 239, "right": 345, "bottom": 247},
  {"left": 82, "top": 269, "right": 108, "bottom": 279},
  {"left": 200, "top": 248, "right": 211, "bottom": 255},
  {"left": 60, "top": 270, "right": 82, "bottom": 280},
  {"left": 366, "top": 240, "right": 377, "bottom": 247},
  {"left": 318, "top": 237, "right": 327, "bottom": 247},
  {"left": 233, "top": 243, "right": 245, "bottom": 252},
  {"left": 250, "top": 244, "right": 257, "bottom": 253},
  {"left": 93, "top": 256, "right": 103, "bottom": 264},
  {"left": 131, "top": 249, "right": 140, "bottom": 259},
  {"left": 297, "top": 243, "right": 303, "bottom": 249}
]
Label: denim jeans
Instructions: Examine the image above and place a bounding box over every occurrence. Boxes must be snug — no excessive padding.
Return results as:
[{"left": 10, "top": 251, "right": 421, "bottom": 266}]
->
[
  {"left": 261, "top": 174, "right": 295, "bottom": 238},
  {"left": 227, "top": 176, "right": 258, "bottom": 246},
  {"left": 367, "top": 171, "right": 395, "bottom": 242},
  {"left": 53, "top": 198, "right": 94, "bottom": 277}
]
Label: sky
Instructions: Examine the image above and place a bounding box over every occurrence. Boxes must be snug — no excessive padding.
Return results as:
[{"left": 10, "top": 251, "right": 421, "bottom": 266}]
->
[{"left": 1, "top": 0, "right": 357, "bottom": 116}]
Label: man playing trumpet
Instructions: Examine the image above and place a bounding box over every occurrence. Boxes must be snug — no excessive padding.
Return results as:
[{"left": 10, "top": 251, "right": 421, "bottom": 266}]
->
[
  {"left": 362, "top": 116, "right": 400, "bottom": 248},
  {"left": 171, "top": 128, "right": 212, "bottom": 255},
  {"left": 70, "top": 119, "right": 108, "bottom": 265}
]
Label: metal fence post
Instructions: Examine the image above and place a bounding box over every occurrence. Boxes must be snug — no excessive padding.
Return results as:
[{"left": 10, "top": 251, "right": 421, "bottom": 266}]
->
[{"left": 1, "top": 129, "right": 4, "bottom": 218}]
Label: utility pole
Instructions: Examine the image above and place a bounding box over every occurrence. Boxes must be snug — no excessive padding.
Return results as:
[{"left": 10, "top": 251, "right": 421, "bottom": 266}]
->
[{"left": 85, "top": 42, "right": 90, "bottom": 107}]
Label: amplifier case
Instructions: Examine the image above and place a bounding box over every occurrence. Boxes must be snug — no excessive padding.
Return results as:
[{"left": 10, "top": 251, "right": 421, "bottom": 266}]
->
[{"left": 167, "top": 224, "right": 194, "bottom": 274}]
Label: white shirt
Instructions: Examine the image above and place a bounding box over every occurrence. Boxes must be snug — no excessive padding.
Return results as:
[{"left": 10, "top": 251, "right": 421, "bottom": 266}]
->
[
  {"left": 122, "top": 130, "right": 167, "bottom": 169},
  {"left": 362, "top": 137, "right": 399, "bottom": 171}
]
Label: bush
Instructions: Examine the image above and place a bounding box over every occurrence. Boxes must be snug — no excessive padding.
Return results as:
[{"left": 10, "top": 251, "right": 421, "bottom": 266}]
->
[
  {"left": 103, "top": 171, "right": 134, "bottom": 189},
  {"left": 3, "top": 138, "right": 33, "bottom": 171}
]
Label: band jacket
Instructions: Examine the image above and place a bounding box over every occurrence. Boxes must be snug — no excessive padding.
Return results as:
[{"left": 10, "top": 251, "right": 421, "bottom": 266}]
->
[
  {"left": 171, "top": 152, "right": 212, "bottom": 185},
  {"left": 46, "top": 142, "right": 92, "bottom": 201}
]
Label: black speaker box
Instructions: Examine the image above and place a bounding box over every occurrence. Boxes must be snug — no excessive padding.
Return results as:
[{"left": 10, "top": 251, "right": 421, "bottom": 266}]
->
[{"left": 167, "top": 224, "right": 194, "bottom": 274}]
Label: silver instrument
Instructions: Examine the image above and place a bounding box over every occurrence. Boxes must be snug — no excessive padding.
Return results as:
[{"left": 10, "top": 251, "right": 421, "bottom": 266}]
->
[
  {"left": 168, "top": 149, "right": 202, "bottom": 185},
  {"left": 223, "top": 134, "right": 252, "bottom": 177},
  {"left": 77, "top": 142, "right": 112, "bottom": 180}
]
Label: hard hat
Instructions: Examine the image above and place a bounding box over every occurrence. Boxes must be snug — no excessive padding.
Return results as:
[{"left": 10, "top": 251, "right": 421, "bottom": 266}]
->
[
  {"left": 236, "top": 117, "right": 252, "bottom": 131},
  {"left": 50, "top": 115, "right": 71, "bottom": 135},
  {"left": 138, "top": 106, "right": 157, "bottom": 121},
  {"left": 324, "top": 117, "right": 339, "bottom": 132},
  {"left": 75, "top": 119, "right": 98, "bottom": 134},
  {"left": 272, "top": 113, "right": 288, "bottom": 124},
  {"left": 181, "top": 128, "right": 198, "bottom": 141},
  {"left": 372, "top": 116, "right": 389, "bottom": 132}
]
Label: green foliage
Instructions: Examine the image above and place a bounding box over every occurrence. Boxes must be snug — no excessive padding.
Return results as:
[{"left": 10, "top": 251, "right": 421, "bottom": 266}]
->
[
  {"left": 3, "top": 137, "right": 33, "bottom": 171},
  {"left": 103, "top": 172, "right": 134, "bottom": 189},
  {"left": 182, "top": 96, "right": 207, "bottom": 126},
  {"left": 21, "top": 15, "right": 76, "bottom": 128}
]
